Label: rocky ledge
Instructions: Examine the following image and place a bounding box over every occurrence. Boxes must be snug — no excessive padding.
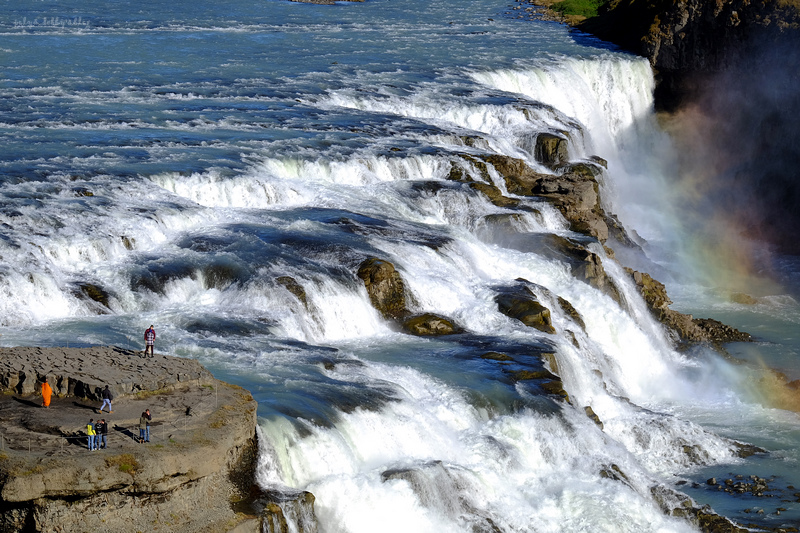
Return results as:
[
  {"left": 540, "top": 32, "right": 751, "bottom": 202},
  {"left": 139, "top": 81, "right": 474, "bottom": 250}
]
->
[{"left": 0, "top": 346, "right": 259, "bottom": 533}]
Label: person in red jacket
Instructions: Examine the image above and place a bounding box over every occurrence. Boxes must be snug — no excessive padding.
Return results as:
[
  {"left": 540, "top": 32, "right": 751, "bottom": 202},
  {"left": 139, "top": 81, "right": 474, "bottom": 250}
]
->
[{"left": 144, "top": 325, "right": 156, "bottom": 358}]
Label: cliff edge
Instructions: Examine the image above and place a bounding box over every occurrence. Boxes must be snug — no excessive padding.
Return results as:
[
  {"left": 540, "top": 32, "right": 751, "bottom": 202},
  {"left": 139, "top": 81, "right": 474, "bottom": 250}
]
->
[
  {"left": 578, "top": 0, "right": 800, "bottom": 108},
  {"left": 0, "top": 346, "right": 259, "bottom": 533}
]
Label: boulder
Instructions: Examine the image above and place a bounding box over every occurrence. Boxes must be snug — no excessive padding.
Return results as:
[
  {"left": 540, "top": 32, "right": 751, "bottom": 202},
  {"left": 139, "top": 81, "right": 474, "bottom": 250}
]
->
[
  {"left": 494, "top": 283, "right": 556, "bottom": 334},
  {"left": 356, "top": 258, "right": 464, "bottom": 335},
  {"left": 534, "top": 133, "right": 569, "bottom": 168},
  {"left": 402, "top": 313, "right": 463, "bottom": 336},
  {"left": 75, "top": 282, "right": 111, "bottom": 310},
  {"left": 357, "top": 257, "right": 409, "bottom": 321}
]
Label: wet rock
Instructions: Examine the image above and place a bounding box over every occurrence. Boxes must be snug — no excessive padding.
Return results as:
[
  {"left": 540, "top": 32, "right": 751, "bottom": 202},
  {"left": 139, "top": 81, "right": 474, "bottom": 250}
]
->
[
  {"left": 356, "top": 258, "right": 464, "bottom": 335},
  {"left": 202, "top": 260, "right": 249, "bottom": 289},
  {"left": 531, "top": 162, "right": 610, "bottom": 242},
  {"left": 539, "top": 380, "right": 570, "bottom": 402},
  {"left": 584, "top": 405, "right": 603, "bottom": 429},
  {"left": 534, "top": 132, "right": 569, "bottom": 168},
  {"left": 75, "top": 282, "right": 111, "bottom": 310},
  {"left": 531, "top": 234, "right": 620, "bottom": 303},
  {"left": 357, "top": 257, "right": 409, "bottom": 321},
  {"left": 557, "top": 296, "right": 586, "bottom": 330},
  {"left": 277, "top": 276, "right": 309, "bottom": 308},
  {"left": 402, "top": 313, "right": 463, "bottom": 336},
  {"left": 650, "top": 484, "right": 749, "bottom": 533},
  {"left": 480, "top": 352, "right": 514, "bottom": 361},
  {"left": 506, "top": 369, "right": 558, "bottom": 381},
  {"left": 72, "top": 187, "right": 94, "bottom": 197},
  {"left": 626, "top": 269, "right": 751, "bottom": 345},
  {"left": 468, "top": 181, "right": 520, "bottom": 208},
  {"left": 599, "top": 464, "right": 630, "bottom": 485},
  {"left": 494, "top": 283, "right": 555, "bottom": 334},
  {"left": 260, "top": 491, "right": 318, "bottom": 533},
  {"left": 448, "top": 153, "right": 622, "bottom": 243}
]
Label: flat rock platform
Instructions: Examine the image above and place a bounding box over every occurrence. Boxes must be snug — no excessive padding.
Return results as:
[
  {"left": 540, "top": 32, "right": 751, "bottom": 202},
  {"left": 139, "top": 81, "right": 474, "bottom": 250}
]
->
[{"left": 0, "top": 346, "right": 259, "bottom": 533}]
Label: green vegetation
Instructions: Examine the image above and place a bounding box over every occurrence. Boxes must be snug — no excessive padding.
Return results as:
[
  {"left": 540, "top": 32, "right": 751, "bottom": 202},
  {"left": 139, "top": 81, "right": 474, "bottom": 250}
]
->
[
  {"left": 105, "top": 453, "right": 139, "bottom": 475},
  {"left": 551, "top": 0, "right": 606, "bottom": 19}
]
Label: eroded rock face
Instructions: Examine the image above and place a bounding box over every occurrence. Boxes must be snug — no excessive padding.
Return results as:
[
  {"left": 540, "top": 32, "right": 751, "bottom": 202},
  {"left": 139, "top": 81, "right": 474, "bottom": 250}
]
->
[{"left": 0, "top": 346, "right": 212, "bottom": 399}]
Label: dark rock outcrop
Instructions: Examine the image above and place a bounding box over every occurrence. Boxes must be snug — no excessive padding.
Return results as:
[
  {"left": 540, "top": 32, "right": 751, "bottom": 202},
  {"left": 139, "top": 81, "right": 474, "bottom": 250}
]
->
[
  {"left": 579, "top": 0, "right": 800, "bottom": 108},
  {"left": 447, "top": 153, "right": 613, "bottom": 242}
]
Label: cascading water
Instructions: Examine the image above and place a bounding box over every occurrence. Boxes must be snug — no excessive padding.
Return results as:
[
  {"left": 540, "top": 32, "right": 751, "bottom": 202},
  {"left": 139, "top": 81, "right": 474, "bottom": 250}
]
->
[{"left": 2, "top": 0, "right": 799, "bottom": 530}]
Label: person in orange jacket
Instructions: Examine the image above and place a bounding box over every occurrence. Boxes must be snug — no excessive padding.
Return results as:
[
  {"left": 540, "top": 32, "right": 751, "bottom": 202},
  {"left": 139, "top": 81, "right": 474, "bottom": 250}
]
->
[{"left": 41, "top": 377, "right": 52, "bottom": 408}]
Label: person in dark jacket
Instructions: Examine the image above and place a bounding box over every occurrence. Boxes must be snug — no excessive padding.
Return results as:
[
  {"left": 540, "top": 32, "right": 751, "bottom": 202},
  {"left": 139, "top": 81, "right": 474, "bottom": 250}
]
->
[
  {"left": 97, "top": 419, "right": 108, "bottom": 449},
  {"left": 98, "top": 385, "right": 113, "bottom": 413}
]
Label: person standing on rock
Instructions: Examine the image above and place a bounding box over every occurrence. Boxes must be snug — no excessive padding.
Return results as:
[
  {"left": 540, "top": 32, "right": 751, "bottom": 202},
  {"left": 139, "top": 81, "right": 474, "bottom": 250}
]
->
[
  {"left": 144, "top": 325, "right": 156, "bottom": 357},
  {"left": 94, "top": 419, "right": 103, "bottom": 449},
  {"left": 40, "top": 377, "right": 52, "bottom": 408},
  {"left": 87, "top": 418, "right": 97, "bottom": 451},
  {"left": 98, "top": 384, "right": 113, "bottom": 414},
  {"left": 98, "top": 418, "right": 108, "bottom": 448},
  {"left": 97, "top": 419, "right": 107, "bottom": 449},
  {"left": 138, "top": 410, "right": 151, "bottom": 443}
]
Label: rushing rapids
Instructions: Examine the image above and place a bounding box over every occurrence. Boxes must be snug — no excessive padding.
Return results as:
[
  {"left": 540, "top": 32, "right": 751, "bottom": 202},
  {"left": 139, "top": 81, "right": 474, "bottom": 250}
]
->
[{"left": 2, "top": 0, "right": 800, "bottom": 530}]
